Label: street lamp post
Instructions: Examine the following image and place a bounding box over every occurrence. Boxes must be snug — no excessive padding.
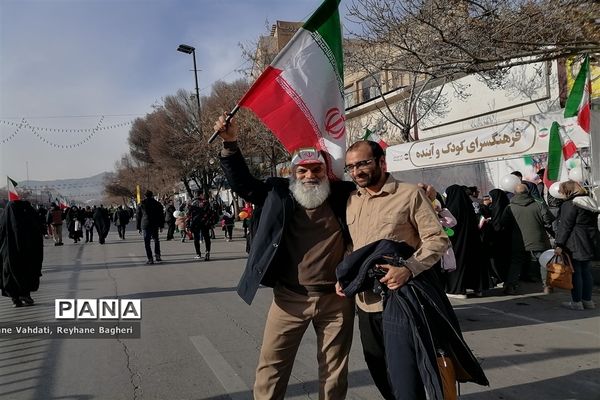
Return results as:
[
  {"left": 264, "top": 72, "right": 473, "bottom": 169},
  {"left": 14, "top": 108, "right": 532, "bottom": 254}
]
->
[{"left": 177, "top": 44, "right": 202, "bottom": 135}]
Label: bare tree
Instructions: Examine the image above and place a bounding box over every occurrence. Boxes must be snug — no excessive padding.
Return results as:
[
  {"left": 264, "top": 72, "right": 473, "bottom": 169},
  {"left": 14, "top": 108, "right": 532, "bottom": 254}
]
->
[
  {"left": 344, "top": 0, "right": 599, "bottom": 141},
  {"left": 347, "top": 0, "right": 599, "bottom": 78}
]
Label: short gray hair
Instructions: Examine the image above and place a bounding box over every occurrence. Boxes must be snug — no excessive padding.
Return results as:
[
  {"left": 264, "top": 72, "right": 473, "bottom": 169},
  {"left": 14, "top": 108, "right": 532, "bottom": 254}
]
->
[{"left": 515, "top": 184, "right": 528, "bottom": 194}]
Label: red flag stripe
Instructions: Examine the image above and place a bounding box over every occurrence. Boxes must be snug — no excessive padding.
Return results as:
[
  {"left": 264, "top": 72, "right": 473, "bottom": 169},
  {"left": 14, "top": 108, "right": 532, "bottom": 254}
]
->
[
  {"left": 577, "top": 102, "right": 591, "bottom": 133},
  {"left": 562, "top": 140, "right": 577, "bottom": 160},
  {"left": 239, "top": 66, "right": 322, "bottom": 153}
]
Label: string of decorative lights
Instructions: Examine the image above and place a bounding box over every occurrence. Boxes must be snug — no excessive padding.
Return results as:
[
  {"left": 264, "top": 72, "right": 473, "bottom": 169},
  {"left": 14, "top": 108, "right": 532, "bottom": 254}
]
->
[
  {"left": 20, "top": 182, "right": 105, "bottom": 190},
  {"left": 0, "top": 117, "right": 132, "bottom": 147},
  {"left": 0, "top": 118, "right": 26, "bottom": 144},
  {"left": 0, "top": 119, "right": 133, "bottom": 132}
]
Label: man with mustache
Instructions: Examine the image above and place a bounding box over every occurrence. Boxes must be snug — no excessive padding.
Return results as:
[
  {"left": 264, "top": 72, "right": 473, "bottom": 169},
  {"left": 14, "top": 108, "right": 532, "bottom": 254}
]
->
[{"left": 214, "top": 115, "right": 355, "bottom": 400}]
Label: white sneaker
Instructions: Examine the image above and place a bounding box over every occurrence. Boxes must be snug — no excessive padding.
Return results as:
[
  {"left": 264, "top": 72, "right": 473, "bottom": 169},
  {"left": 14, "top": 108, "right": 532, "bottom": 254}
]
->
[
  {"left": 194, "top": 255, "right": 201, "bottom": 260},
  {"left": 582, "top": 300, "right": 596, "bottom": 309},
  {"left": 561, "top": 301, "right": 584, "bottom": 311},
  {"left": 446, "top": 293, "right": 467, "bottom": 299}
]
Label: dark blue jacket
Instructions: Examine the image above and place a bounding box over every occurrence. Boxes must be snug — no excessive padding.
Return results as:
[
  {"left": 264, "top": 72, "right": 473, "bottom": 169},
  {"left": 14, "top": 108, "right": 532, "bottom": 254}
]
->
[{"left": 221, "top": 148, "right": 354, "bottom": 305}]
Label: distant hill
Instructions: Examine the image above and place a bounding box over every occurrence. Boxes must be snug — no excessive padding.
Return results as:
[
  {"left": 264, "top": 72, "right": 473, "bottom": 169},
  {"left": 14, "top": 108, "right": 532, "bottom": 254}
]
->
[{"left": 4, "top": 172, "right": 112, "bottom": 206}]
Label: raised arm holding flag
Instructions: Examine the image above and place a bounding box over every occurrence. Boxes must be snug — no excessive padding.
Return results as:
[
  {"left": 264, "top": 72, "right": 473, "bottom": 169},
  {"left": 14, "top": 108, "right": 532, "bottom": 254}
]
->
[
  {"left": 209, "top": 0, "right": 346, "bottom": 179},
  {"left": 212, "top": 1, "right": 359, "bottom": 398}
]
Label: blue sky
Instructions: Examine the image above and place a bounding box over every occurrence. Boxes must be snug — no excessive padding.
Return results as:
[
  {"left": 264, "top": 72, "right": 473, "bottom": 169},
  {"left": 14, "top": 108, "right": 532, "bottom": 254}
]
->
[{"left": 0, "top": 0, "right": 334, "bottom": 182}]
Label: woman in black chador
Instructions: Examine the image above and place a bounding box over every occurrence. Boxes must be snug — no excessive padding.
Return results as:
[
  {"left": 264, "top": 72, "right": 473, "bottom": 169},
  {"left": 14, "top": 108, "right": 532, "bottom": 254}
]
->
[
  {"left": 0, "top": 200, "right": 44, "bottom": 307},
  {"left": 484, "top": 188, "right": 511, "bottom": 284},
  {"left": 444, "top": 185, "right": 491, "bottom": 297},
  {"left": 93, "top": 205, "right": 111, "bottom": 244}
]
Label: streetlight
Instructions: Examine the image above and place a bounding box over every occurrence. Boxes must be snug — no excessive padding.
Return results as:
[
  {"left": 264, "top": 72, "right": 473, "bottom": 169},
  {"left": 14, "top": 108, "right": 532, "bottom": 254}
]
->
[{"left": 177, "top": 44, "right": 202, "bottom": 135}]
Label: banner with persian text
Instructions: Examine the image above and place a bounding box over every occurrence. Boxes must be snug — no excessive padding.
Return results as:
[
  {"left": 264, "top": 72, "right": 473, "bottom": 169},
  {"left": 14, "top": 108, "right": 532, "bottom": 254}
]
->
[{"left": 386, "top": 111, "right": 590, "bottom": 172}]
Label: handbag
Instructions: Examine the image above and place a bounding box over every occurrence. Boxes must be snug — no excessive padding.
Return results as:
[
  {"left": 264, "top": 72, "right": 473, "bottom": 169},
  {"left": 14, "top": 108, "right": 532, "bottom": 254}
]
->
[
  {"left": 546, "top": 253, "right": 574, "bottom": 290},
  {"left": 437, "top": 350, "right": 458, "bottom": 400},
  {"left": 413, "top": 287, "right": 458, "bottom": 400}
]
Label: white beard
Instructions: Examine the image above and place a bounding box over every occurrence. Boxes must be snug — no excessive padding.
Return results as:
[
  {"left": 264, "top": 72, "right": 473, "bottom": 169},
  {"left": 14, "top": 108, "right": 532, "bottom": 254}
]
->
[{"left": 290, "top": 177, "right": 331, "bottom": 209}]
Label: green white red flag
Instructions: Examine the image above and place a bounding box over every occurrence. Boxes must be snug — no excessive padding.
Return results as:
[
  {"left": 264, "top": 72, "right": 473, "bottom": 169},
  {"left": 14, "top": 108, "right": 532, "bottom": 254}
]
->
[
  {"left": 238, "top": 0, "right": 345, "bottom": 178},
  {"left": 362, "top": 128, "right": 389, "bottom": 149},
  {"left": 7, "top": 176, "right": 20, "bottom": 201},
  {"left": 564, "top": 56, "right": 591, "bottom": 133},
  {"left": 55, "top": 196, "right": 69, "bottom": 210},
  {"left": 543, "top": 122, "right": 562, "bottom": 188}
]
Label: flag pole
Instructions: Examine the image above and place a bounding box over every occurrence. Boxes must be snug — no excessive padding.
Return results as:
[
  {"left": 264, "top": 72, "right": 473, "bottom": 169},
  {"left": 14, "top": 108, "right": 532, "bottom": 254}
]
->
[{"left": 207, "top": 105, "right": 240, "bottom": 144}]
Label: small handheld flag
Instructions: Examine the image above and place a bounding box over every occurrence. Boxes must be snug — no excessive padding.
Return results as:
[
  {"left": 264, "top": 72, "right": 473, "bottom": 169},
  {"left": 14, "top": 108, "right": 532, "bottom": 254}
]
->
[
  {"left": 7, "top": 176, "right": 20, "bottom": 201},
  {"left": 362, "top": 128, "right": 389, "bottom": 149}
]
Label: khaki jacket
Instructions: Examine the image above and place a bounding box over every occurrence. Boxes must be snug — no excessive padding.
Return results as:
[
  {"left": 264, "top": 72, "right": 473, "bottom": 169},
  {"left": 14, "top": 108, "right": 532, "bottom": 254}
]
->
[{"left": 347, "top": 174, "right": 449, "bottom": 312}]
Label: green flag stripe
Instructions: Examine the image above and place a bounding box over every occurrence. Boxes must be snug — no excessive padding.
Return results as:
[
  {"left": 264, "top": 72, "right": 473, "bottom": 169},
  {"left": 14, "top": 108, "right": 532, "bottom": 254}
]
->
[
  {"left": 546, "top": 122, "right": 562, "bottom": 181},
  {"left": 8, "top": 176, "right": 18, "bottom": 187},
  {"left": 303, "top": 0, "right": 343, "bottom": 80},
  {"left": 564, "top": 57, "right": 589, "bottom": 118}
]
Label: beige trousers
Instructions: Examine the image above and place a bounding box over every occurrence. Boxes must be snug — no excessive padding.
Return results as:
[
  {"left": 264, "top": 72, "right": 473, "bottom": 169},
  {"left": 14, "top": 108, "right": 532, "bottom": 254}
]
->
[
  {"left": 254, "top": 285, "right": 355, "bottom": 400},
  {"left": 52, "top": 224, "right": 63, "bottom": 244}
]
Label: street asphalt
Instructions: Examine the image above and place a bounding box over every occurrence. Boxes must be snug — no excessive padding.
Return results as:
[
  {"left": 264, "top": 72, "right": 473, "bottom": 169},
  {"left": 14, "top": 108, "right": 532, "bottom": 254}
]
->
[{"left": 0, "top": 224, "right": 598, "bottom": 400}]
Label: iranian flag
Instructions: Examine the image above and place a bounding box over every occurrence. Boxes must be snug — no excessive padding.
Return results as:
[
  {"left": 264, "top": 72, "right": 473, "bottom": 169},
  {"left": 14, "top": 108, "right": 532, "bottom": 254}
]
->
[
  {"left": 56, "top": 196, "right": 69, "bottom": 210},
  {"left": 564, "top": 56, "right": 591, "bottom": 133},
  {"left": 362, "top": 128, "right": 389, "bottom": 149},
  {"left": 7, "top": 176, "right": 20, "bottom": 201},
  {"left": 543, "top": 122, "right": 562, "bottom": 188},
  {"left": 238, "top": 0, "right": 346, "bottom": 178}
]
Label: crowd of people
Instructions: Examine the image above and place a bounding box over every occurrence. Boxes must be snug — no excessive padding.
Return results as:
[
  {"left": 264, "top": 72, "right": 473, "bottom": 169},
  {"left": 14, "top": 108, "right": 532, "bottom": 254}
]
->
[
  {"left": 39, "top": 203, "right": 125, "bottom": 246},
  {"left": 437, "top": 174, "right": 599, "bottom": 315},
  {"left": 0, "top": 187, "right": 252, "bottom": 306},
  {"left": 1, "top": 113, "right": 597, "bottom": 398},
  {"left": 212, "top": 114, "right": 598, "bottom": 400}
]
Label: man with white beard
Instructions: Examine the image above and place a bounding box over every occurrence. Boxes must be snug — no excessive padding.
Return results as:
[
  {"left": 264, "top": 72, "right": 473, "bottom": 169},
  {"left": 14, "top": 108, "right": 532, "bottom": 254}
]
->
[{"left": 215, "top": 115, "right": 356, "bottom": 400}]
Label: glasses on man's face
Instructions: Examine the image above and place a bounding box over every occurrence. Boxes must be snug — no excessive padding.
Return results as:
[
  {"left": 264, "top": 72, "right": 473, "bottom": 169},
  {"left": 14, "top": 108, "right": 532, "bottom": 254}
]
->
[{"left": 344, "top": 158, "right": 376, "bottom": 173}]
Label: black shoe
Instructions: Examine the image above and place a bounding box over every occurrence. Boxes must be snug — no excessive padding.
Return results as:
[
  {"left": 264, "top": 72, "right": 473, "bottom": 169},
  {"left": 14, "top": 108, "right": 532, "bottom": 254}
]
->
[
  {"left": 155, "top": 257, "right": 162, "bottom": 262},
  {"left": 145, "top": 260, "right": 154, "bottom": 265},
  {"left": 204, "top": 253, "right": 210, "bottom": 261},
  {"left": 503, "top": 286, "right": 519, "bottom": 295},
  {"left": 57, "top": 242, "right": 64, "bottom": 246},
  {"left": 20, "top": 296, "right": 34, "bottom": 306},
  {"left": 12, "top": 298, "right": 24, "bottom": 308}
]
